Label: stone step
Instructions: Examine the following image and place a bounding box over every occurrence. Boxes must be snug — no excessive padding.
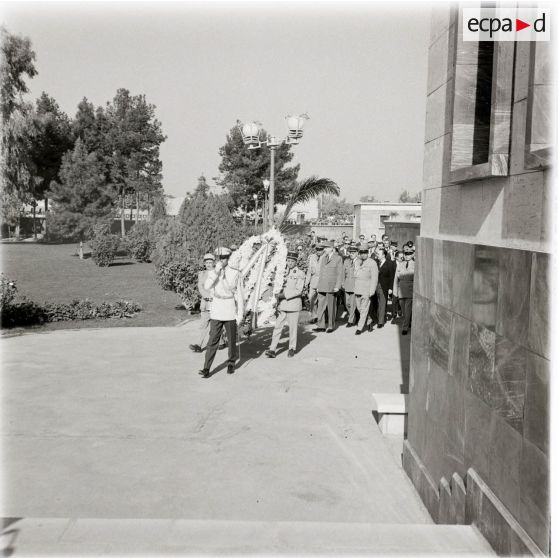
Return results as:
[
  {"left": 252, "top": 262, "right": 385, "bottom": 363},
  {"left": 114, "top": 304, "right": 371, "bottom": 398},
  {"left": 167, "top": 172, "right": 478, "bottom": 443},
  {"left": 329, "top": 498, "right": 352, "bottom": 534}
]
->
[{"left": 1, "top": 518, "right": 496, "bottom": 555}]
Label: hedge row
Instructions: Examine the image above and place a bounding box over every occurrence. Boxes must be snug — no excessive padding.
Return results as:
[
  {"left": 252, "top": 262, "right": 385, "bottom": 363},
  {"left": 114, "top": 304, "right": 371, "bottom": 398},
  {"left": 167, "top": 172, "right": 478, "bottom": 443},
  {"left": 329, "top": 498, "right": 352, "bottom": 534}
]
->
[{"left": 1, "top": 298, "right": 141, "bottom": 328}]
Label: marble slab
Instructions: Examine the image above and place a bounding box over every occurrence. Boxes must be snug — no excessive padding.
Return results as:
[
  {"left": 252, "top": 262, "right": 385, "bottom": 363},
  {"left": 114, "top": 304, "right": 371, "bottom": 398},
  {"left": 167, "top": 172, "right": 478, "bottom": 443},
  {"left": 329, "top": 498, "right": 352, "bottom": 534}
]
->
[
  {"left": 422, "top": 415, "right": 447, "bottom": 491},
  {"left": 463, "top": 390, "right": 493, "bottom": 482},
  {"left": 443, "top": 376, "right": 466, "bottom": 477},
  {"left": 492, "top": 336, "right": 526, "bottom": 433},
  {"left": 429, "top": 301, "right": 452, "bottom": 374},
  {"left": 416, "top": 237, "right": 433, "bottom": 300},
  {"left": 450, "top": 473, "right": 466, "bottom": 525},
  {"left": 448, "top": 241, "right": 474, "bottom": 318},
  {"left": 472, "top": 245, "right": 499, "bottom": 331},
  {"left": 523, "top": 351, "right": 549, "bottom": 455},
  {"left": 467, "top": 322, "right": 496, "bottom": 403},
  {"left": 449, "top": 313, "right": 470, "bottom": 382},
  {"left": 488, "top": 415, "right": 522, "bottom": 518},
  {"left": 410, "top": 295, "right": 430, "bottom": 390},
  {"left": 495, "top": 248, "right": 531, "bottom": 348},
  {"left": 528, "top": 252, "right": 549, "bottom": 359},
  {"left": 519, "top": 439, "right": 549, "bottom": 553}
]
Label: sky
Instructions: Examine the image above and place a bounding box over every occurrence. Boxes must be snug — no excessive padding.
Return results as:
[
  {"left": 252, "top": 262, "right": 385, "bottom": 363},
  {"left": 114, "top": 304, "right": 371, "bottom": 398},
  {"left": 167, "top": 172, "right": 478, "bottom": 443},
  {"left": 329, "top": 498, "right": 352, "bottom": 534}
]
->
[{"left": 2, "top": 1, "right": 431, "bottom": 204}]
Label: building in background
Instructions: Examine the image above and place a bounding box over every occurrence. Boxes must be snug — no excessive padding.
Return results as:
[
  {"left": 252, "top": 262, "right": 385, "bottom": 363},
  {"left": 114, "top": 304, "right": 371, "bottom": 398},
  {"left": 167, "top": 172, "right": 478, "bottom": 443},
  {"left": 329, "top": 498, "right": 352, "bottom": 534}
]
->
[
  {"left": 353, "top": 202, "right": 421, "bottom": 239},
  {"left": 404, "top": 5, "right": 551, "bottom": 555},
  {"left": 277, "top": 198, "right": 319, "bottom": 224}
]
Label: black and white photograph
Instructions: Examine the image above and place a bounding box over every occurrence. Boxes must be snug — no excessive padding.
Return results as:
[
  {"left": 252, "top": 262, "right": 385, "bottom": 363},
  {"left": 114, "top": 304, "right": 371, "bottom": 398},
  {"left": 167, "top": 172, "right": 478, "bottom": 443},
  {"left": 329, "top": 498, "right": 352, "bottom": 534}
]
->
[{"left": 0, "top": 1, "right": 554, "bottom": 556}]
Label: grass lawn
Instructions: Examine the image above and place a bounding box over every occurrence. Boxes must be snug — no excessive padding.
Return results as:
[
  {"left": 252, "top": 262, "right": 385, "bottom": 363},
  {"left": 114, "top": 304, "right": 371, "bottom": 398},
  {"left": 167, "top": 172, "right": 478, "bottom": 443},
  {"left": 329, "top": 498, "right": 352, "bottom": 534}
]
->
[{"left": 1, "top": 242, "right": 192, "bottom": 332}]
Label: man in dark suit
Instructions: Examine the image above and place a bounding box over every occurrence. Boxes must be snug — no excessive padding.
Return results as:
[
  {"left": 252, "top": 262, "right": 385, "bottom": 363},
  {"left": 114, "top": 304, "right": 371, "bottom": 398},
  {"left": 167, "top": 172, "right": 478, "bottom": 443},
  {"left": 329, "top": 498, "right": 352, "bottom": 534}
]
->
[{"left": 374, "top": 246, "right": 396, "bottom": 328}]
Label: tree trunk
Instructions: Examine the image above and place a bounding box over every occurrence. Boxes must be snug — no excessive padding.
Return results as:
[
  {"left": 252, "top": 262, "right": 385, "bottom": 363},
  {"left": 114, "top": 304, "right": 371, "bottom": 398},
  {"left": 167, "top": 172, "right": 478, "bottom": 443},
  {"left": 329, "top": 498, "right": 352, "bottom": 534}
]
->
[
  {"left": 136, "top": 191, "right": 140, "bottom": 223},
  {"left": 79, "top": 240, "right": 84, "bottom": 260},
  {"left": 15, "top": 215, "right": 20, "bottom": 240},
  {"left": 43, "top": 198, "right": 48, "bottom": 236},
  {"left": 120, "top": 193, "right": 126, "bottom": 237},
  {"left": 243, "top": 205, "right": 247, "bottom": 226}
]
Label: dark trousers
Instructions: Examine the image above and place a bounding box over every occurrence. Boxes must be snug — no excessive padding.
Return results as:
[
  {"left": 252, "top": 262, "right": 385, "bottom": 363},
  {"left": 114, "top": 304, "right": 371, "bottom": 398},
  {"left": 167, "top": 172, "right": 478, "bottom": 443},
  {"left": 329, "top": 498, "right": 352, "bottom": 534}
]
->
[
  {"left": 376, "top": 286, "right": 388, "bottom": 325},
  {"left": 401, "top": 298, "right": 413, "bottom": 331},
  {"left": 317, "top": 292, "right": 337, "bottom": 329},
  {"left": 204, "top": 319, "right": 238, "bottom": 370},
  {"left": 392, "top": 295, "right": 401, "bottom": 317}
]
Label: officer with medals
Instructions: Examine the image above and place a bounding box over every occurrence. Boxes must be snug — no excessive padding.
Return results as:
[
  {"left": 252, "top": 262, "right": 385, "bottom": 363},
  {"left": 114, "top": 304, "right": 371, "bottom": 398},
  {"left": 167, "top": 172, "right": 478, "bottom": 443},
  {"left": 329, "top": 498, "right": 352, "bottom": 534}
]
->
[
  {"left": 265, "top": 250, "right": 306, "bottom": 358},
  {"left": 199, "top": 246, "right": 244, "bottom": 378}
]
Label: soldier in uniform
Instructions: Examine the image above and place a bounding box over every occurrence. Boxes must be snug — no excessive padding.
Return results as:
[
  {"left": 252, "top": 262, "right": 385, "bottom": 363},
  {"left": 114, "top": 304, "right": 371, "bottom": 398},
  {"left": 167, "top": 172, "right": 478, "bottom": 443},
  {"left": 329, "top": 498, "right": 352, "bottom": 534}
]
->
[
  {"left": 305, "top": 244, "right": 323, "bottom": 324},
  {"left": 199, "top": 247, "right": 244, "bottom": 377},
  {"left": 189, "top": 253, "right": 217, "bottom": 353},
  {"left": 375, "top": 245, "right": 396, "bottom": 328},
  {"left": 265, "top": 251, "right": 306, "bottom": 358},
  {"left": 314, "top": 240, "right": 343, "bottom": 333},
  {"left": 353, "top": 247, "right": 379, "bottom": 335},
  {"left": 342, "top": 244, "right": 358, "bottom": 327},
  {"left": 394, "top": 245, "right": 415, "bottom": 335}
]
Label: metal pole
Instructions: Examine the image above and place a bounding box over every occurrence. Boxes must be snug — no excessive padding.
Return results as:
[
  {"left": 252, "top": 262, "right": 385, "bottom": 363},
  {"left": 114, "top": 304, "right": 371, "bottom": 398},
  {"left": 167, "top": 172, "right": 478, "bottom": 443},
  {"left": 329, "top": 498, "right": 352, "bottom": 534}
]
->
[
  {"left": 263, "top": 196, "right": 267, "bottom": 232},
  {"left": 269, "top": 146, "right": 276, "bottom": 227},
  {"left": 254, "top": 198, "right": 258, "bottom": 234}
]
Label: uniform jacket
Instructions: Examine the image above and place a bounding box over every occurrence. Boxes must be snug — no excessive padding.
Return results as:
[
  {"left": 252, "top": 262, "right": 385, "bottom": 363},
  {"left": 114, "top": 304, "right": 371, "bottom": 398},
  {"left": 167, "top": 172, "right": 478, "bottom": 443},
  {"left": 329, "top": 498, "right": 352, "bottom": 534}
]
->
[
  {"left": 394, "top": 259, "right": 415, "bottom": 299},
  {"left": 353, "top": 257, "right": 379, "bottom": 297},
  {"left": 305, "top": 253, "right": 320, "bottom": 290},
  {"left": 377, "top": 258, "right": 396, "bottom": 294},
  {"left": 316, "top": 251, "right": 344, "bottom": 293},
  {"left": 204, "top": 265, "right": 244, "bottom": 321},
  {"left": 278, "top": 266, "right": 306, "bottom": 312},
  {"left": 198, "top": 269, "right": 213, "bottom": 312},
  {"left": 342, "top": 257, "right": 358, "bottom": 292}
]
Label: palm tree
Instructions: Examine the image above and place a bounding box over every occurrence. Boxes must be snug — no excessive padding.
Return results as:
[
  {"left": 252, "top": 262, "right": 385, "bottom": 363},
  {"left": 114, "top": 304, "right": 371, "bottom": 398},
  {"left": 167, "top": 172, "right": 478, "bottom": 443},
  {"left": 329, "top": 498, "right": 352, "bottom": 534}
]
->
[{"left": 278, "top": 176, "right": 339, "bottom": 233}]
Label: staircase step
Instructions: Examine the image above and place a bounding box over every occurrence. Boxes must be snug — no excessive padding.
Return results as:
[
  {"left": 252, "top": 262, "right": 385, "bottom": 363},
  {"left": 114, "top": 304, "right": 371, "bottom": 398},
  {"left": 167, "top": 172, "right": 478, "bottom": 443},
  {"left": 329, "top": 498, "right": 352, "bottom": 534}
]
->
[{"left": 2, "top": 518, "right": 496, "bottom": 555}]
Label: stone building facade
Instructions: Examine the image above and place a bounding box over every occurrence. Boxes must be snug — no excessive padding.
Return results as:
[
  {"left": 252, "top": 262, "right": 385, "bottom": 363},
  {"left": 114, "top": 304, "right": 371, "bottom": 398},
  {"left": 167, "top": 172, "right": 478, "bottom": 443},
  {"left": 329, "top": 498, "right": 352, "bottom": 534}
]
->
[
  {"left": 353, "top": 202, "right": 421, "bottom": 239},
  {"left": 403, "top": 4, "right": 551, "bottom": 556}
]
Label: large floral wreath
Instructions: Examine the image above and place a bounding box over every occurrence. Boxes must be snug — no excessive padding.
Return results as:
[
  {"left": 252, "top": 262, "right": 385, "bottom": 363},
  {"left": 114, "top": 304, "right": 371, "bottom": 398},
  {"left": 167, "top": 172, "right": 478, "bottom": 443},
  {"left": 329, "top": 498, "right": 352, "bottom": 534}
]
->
[{"left": 229, "top": 227, "right": 288, "bottom": 329}]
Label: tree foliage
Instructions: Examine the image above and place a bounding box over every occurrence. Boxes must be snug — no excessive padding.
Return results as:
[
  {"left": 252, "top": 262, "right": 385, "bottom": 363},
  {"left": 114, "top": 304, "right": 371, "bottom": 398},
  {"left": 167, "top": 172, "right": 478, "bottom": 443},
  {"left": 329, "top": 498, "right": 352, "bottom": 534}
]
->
[
  {"left": 1, "top": 27, "right": 37, "bottom": 204},
  {"left": 320, "top": 194, "right": 353, "bottom": 219},
  {"left": 28, "top": 92, "right": 73, "bottom": 204},
  {"left": 217, "top": 121, "right": 300, "bottom": 211},
  {"left": 398, "top": 189, "right": 422, "bottom": 203},
  {"left": 47, "top": 139, "right": 117, "bottom": 240},
  {"left": 360, "top": 194, "right": 378, "bottom": 203}
]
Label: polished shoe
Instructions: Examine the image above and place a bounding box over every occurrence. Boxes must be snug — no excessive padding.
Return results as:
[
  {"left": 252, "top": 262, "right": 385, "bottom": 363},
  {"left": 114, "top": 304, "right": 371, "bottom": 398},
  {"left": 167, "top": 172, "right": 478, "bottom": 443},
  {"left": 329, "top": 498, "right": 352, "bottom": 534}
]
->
[
  {"left": 288, "top": 349, "right": 295, "bottom": 358},
  {"left": 309, "top": 318, "right": 318, "bottom": 324},
  {"left": 355, "top": 329, "right": 362, "bottom": 335},
  {"left": 313, "top": 327, "right": 325, "bottom": 332},
  {"left": 189, "top": 344, "right": 202, "bottom": 353},
  {"left": 227, "top": 364, "right": 235, "bottom": 374},
  {"left": 377, "top": 323, "right": 384, "bottom": 328},
  {"left": 326, "top": 328, "right": 334, "bottom": 333},
  {"left": 265, "top": 349, "right": 276, "bottom": 358},
  {"left": 402, "top": 329, "right": 408, "bottom": 336},
  {"left": 219, "top": 342, "right": 227, "bottom": 350},
  {"left": 199, "top": 368, "right": 210, "bottom": 378},
  {"left": 368, "top": 323, "right": 374, "bottom": 332},
  {"left": 346, "top": 323, "right": 355, "bottom": 328}
]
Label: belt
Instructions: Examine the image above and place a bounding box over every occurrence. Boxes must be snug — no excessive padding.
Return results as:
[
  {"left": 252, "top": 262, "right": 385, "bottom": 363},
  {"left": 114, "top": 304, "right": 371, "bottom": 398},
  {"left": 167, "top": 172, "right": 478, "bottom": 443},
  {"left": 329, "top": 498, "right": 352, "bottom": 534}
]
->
[{"left": 213, "top": 294, "right": 234, "bottom": 300}]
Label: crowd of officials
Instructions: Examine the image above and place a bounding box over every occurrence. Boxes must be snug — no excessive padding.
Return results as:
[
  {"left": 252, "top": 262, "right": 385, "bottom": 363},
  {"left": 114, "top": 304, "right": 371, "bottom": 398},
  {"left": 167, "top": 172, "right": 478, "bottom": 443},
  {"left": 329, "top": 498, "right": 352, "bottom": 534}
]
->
[{"left": 190, "top": 231, "right": 416, "bottom": 377}]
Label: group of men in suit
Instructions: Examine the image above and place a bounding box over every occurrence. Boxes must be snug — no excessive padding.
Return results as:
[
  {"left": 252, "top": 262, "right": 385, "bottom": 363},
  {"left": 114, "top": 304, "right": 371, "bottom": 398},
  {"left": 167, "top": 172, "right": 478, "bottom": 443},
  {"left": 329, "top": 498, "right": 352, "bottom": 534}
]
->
[{"left": 305, "top": 233, "right": 415, "bottom": 336}]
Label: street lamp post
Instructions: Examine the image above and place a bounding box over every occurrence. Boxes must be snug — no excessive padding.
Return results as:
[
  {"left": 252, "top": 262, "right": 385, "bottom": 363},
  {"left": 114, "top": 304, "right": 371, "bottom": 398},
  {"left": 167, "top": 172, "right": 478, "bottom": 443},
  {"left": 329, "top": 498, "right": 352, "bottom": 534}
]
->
[
  {"left": 253, "top": 193, "right": 258, "bottom": 234},
  {"left": 241, "top": 115, "right": 308, "bottom": 229},
  {"left": 262, "top": 179, "right": 270, "bottom": 232}
]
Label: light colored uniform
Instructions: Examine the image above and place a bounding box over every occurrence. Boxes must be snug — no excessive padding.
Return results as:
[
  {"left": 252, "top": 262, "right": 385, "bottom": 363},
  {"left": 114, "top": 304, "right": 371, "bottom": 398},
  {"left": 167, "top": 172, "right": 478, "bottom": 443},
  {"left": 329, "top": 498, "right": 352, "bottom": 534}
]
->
[
  {"left": 342, "top": 256, "right": 357, "bottom": 324},
  {"left": 270, "top": 266, "right": 306, "bottom": 352},
  {"left": 203, "top": 265, "right": 244, "bottom": 370},
  {"left": 197, "top": 269, "right": 212, "bottom": 347},
  {"left": 353, "top": 257, "right": 379, "bottom": 331},
  {"left": 204, "top": 266, "right": 244, "bottom": 322},
  {"left": 394, "top": 259, "right": 415, "bottom": 330},
  {"left": 305, "top": 253, "right": 320, "bottom": 319}
]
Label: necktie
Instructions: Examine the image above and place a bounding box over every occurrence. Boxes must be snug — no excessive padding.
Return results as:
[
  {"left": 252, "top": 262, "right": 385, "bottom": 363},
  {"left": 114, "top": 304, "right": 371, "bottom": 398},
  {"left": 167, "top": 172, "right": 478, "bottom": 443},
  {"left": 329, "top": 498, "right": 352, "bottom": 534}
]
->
[{"left": 406, "top": 262, "right": 409, "bottom": 269}]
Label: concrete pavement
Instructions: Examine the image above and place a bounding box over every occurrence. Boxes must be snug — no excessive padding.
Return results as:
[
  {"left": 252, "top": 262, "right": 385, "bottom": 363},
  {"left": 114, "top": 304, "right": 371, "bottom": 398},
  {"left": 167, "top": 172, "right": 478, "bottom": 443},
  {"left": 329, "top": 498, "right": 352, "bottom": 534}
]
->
[{"left": 0, "top": 319, "right": 495, "bottom": 555}]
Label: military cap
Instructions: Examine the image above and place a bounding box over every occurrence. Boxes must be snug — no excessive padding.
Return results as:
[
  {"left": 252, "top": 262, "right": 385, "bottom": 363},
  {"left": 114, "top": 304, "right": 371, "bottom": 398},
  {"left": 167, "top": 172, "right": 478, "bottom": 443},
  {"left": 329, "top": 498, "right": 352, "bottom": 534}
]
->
[
  {"left": 230, "top": 244, "right": 239, "bottom": 251},
  {"left": 348, "top": 245, "right": 358, "bottom": 252},
  {"left": 358, "top": 247, "right": 369, "bottom": 254},
  {"left": 215, "top": 246, "right": 232, "bottom": 257},
  {"left": 286, "top": 251, "right": 298, "bottom": 261},
  {"left": 390, "top": 241, "right": 398, "bottom": 247},
  {"left": 321, "top": 240, "right": 334, "bottom": 247},
  {"left": 403, "top": 246, "right": 413, "bottom": 254},
  {"left": 203, "top": 253, "right": 215, "bottom": 261}
]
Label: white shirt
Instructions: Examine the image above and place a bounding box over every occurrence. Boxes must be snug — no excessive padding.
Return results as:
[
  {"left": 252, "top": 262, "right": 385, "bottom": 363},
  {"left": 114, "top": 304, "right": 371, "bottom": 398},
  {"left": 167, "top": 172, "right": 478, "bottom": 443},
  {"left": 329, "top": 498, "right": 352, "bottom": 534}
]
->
[{"left": 204, "top": 266, "right": 244, "bottom": 321}]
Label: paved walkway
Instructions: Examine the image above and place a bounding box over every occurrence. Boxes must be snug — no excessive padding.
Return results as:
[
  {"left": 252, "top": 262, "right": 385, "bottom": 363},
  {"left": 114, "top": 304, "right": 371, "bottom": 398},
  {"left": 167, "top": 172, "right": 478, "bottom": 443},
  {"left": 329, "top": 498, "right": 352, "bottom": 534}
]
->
[{"left": 1, "top": 319, "right": 492, "bottom": 554}]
